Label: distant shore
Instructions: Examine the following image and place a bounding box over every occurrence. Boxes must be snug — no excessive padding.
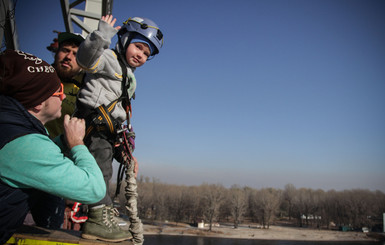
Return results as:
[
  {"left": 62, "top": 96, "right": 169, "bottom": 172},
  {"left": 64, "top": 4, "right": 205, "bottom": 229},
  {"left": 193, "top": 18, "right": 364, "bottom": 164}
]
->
[{"left": 143, "top": 223, "right": 380, "bottom": 241}]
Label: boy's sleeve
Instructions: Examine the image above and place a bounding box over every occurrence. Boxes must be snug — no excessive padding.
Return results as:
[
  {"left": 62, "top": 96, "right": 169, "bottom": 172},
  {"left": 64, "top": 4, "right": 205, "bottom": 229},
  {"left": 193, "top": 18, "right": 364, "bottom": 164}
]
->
[{"left": 76, "top": 19, "right": 118, "bottom": 70}]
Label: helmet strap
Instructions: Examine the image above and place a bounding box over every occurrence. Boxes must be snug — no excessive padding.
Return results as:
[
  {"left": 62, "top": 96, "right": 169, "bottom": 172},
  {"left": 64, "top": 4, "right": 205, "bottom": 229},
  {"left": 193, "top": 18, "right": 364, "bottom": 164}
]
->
[
  {"left": 117, "top": 29, "right": 134, "bottom": 62},
  {"left": 117, "top": 30, "right": 156, "bottom": 62},
  {"left": 123, "top": 36, "right": 133, "bottom": 55}
]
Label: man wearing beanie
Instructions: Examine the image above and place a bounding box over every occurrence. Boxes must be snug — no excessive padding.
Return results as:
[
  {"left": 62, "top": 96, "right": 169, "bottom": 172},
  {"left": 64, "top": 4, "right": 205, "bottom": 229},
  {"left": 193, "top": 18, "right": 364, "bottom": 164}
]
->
[{"left": 0, "top": 50, "right": 106, "bottom": 244}]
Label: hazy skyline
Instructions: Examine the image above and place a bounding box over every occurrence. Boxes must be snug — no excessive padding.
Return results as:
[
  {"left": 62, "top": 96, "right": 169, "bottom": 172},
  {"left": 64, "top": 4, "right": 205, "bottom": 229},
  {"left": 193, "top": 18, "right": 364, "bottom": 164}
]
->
[{"left": 12, "top": 0, "right": 385, "bottom": 192}]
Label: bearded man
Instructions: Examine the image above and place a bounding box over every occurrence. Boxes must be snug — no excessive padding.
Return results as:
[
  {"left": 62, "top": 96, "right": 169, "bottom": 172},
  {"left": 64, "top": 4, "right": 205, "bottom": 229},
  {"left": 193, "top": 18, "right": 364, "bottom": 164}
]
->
[
  {"left": 46, "top": 32, "right": 85, "bottom": 138},
  {"left": 44, "top": 33, "right": 87, "bottom": 230}
]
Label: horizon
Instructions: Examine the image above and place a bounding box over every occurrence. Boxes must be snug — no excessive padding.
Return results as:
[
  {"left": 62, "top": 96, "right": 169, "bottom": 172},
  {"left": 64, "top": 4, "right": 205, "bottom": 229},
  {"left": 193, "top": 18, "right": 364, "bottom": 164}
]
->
[{"left": 12, "top": 0, "right": 385, "bottom": 192}]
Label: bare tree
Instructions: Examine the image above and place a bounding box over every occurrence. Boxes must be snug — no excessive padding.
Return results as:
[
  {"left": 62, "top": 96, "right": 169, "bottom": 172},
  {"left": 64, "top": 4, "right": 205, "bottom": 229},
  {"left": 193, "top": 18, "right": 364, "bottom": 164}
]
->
[
  {"left": 200, "top": 183, "right": 225, "bottom": 231},
  {"left": 229, "top": 185, "right": 247, "bottom": 228},
  {"left": 320, "top": 189, "right": 339, "bottom": 229},
  {"left": 312, "top": 189, "right": 325, "bottom": 228},
  {"left": 135, "top": 175, "right": 385, "bottom": 232},
  {"left": 252, "top": 188, "right": 281, "bottom": 228},
  {"left": 136, "top": 176, "right": 155, "bottom": 219},
  {"left": 292, "top": 188, "right": 318, "bottom": 227},
  {"left": 147, "top": 178, "right": 168, "bottom": 221},
  {"left": 283, "top": 183, "right": 296, "bottom": 220},
  {"left": 185, "top": 186, "right": 203, "bottom": 224},
  {"left": 166, "top": 185, "right": 195, "bottom": 224},
  {"left": 218, "top": 188, "right": 231, "bottom": 223}
]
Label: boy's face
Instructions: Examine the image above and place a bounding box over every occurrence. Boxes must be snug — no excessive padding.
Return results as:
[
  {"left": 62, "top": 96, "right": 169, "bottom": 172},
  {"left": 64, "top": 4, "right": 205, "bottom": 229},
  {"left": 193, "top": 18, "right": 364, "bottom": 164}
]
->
[{"left": 125, "top": 42, "right": 151, "bottom": 68}]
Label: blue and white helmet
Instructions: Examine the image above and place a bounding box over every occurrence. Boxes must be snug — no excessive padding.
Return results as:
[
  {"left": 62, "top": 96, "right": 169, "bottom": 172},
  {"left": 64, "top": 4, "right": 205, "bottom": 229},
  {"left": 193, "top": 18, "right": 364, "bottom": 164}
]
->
[{"left": 117, "top": 17, "right": 164, "bottom": 56}]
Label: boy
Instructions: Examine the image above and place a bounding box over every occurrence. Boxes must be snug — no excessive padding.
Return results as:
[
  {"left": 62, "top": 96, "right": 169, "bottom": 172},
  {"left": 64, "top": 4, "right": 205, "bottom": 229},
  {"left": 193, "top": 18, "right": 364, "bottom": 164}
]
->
[{"left": 75, "top": 15, "right": 163, "bottom": 242}]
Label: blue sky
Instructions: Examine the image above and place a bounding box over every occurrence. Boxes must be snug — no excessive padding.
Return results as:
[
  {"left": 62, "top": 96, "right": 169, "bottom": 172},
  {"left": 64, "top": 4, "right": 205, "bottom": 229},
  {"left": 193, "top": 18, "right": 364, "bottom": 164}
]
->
[{"left": 13, "top": 0, "right": 385, "bottom": 191}]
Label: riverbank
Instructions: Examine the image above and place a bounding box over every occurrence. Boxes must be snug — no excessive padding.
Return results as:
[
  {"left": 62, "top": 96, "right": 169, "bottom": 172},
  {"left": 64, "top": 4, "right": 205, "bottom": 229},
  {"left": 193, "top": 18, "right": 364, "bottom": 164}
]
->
[{"left": 142, "top": 223, "right": 379, "bottom": 242}]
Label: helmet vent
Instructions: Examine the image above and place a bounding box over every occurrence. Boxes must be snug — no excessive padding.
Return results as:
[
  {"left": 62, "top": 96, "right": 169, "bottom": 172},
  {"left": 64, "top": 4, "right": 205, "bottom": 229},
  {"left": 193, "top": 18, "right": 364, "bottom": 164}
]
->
[{"left": 156, "top": 30, "right": 163, "bottom": 41}]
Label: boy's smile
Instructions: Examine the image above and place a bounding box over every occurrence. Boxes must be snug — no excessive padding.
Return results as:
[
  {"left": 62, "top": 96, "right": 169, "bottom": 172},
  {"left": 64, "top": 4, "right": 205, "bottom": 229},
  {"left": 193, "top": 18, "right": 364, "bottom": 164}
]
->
[{"left": 125, "top": 42, "right": 150, "bottom": 68}]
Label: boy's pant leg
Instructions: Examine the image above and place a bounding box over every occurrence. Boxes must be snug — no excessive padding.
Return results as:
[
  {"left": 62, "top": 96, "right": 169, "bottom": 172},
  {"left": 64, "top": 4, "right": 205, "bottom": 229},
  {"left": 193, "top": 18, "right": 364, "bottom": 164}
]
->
[
  {"left": 86, "top": 134, "right": 114, "bottom": 207},
  {"left": 81, "top": 132, "right": 131, "bottom": 242}
]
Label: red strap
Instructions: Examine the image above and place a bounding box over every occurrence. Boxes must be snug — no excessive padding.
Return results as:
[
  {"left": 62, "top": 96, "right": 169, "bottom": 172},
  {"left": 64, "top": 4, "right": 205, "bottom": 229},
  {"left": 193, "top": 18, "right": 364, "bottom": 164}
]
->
[{"left": 70, "top": 202, "right": 88, "bottom": 223}]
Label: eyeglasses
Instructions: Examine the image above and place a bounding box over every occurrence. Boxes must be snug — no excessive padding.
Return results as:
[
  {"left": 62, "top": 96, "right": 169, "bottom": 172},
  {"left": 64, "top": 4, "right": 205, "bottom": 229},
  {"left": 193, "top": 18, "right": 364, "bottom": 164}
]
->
[{"left": 52, "top": 83, "right": 65, "bottom": 100}]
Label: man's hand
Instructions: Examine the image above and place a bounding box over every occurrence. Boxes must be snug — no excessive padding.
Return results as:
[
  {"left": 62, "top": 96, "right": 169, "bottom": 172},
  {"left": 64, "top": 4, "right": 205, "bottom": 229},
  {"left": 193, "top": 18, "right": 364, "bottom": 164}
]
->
[
  {"left": 101, "top": 15, "right": 121, "bottom": 31},
  {"left": 63, "top": 114, "right": 85, "bottom": 149}
]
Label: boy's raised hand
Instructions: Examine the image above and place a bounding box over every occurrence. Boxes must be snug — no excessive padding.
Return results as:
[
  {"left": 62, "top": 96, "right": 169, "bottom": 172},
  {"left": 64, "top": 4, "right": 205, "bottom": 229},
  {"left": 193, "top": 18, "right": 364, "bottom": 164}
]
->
[{"left": 101, "top": 15, "right": 121, "bottom": 31}]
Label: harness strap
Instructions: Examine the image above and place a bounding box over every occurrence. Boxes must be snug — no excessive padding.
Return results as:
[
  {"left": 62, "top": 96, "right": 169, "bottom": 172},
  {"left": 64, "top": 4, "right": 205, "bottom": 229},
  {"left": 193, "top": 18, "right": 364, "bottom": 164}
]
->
[
  {"left": 84, "top": 99, "right": 120, "bottom": 141},
  {"left": 113, "top": 49, "right": 133, "bottom": 124},
  {"left": 82, "top": 50, "right": 133, "bottom": 143}
]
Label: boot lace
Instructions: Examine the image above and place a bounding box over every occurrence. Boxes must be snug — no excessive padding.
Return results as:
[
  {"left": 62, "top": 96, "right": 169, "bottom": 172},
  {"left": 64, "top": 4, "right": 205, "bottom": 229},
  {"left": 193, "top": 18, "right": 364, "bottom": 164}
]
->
[
  {"left": 109, "top": 206, "right": 121, "bottom": 228},
  {"left": 102, "top": 206, "right": 121, "bottom": 229}
]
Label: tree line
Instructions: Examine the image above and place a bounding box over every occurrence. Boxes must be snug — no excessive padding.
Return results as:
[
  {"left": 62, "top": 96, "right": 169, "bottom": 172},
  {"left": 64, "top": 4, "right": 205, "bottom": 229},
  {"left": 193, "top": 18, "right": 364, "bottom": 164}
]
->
[{"left": 113, "top": 178, "right": 385, "bottom": 232}]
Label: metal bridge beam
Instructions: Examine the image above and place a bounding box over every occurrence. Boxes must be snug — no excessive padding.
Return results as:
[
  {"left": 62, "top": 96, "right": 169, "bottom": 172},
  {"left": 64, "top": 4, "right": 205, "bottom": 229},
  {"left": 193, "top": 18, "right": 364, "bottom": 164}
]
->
[
  {"left": 60, "top": 0, "right": 113, "bottom": 36},
  {"left": 0, "top": 0, "right": 19, "bottom": 50}
]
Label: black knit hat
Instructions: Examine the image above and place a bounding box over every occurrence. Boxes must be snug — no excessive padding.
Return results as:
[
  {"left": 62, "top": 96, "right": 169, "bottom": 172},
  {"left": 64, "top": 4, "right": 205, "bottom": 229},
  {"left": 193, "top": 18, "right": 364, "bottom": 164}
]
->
[
  {"left": 58, "top": 32, "right": 84, "bottom": 47},
  {"left": 0, "top": 50, "right": 61, "bottom": 108}
]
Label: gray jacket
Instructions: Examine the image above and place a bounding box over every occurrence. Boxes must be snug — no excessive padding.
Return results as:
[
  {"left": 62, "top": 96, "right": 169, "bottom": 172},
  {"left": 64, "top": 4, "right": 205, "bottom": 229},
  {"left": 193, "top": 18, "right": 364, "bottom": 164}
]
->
[{"left": 76, "top": 20, "right": 136, "bottom": 123}]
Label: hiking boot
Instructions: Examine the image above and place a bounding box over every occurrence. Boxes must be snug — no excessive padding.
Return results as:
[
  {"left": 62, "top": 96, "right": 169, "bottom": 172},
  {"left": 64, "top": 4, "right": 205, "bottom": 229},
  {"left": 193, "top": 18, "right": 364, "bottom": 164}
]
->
[
  {"left": 81, "top": 205, "right": 132, "bottom": 242},
  {"left": 111, "top": 206, "right": 130, "bottom": 230}
]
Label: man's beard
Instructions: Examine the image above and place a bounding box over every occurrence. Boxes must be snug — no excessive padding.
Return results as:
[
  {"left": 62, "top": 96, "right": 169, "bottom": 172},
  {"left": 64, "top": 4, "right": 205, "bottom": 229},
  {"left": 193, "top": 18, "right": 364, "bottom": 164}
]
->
[{"left": 54, "top": 60, "right": 80, "bottom": 82}]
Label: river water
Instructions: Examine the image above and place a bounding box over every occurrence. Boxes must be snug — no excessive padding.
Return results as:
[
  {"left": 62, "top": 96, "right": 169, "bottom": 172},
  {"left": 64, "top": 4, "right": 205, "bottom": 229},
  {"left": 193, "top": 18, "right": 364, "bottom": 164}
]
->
[{"left": 143, "top": 235, "right": 384, "bottom": 245}]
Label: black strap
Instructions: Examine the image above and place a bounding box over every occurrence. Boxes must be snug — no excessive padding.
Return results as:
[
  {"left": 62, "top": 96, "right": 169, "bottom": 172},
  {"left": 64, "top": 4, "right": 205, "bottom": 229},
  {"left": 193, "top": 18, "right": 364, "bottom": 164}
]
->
[
  {"left": 111, "top": 51, "right": 136, "bottom": 199},
  {"left": 113, "top": 49, "right": 134, "bottom": 126}
]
